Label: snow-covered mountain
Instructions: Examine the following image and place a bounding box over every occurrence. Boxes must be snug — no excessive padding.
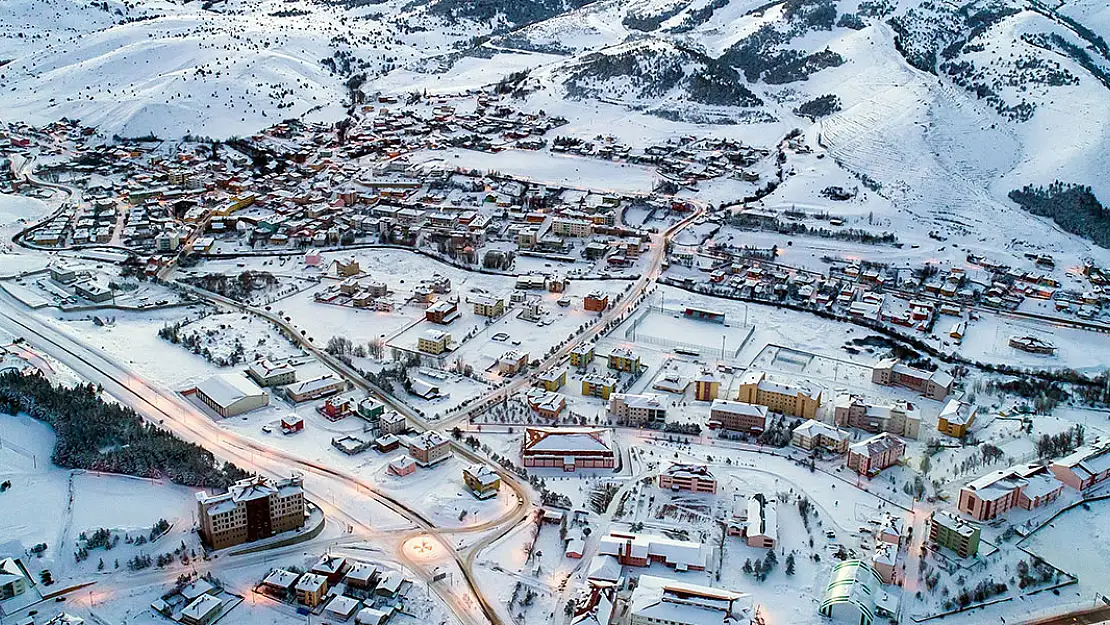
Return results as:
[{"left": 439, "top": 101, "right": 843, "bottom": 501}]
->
[{"left": 2, "top": 0, "right": 1109, "bottom": 254}]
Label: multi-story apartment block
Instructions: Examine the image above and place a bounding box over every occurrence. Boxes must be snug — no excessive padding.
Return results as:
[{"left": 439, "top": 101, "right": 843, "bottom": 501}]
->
[
  {"left": 657, "top": 464, "right": 717, "bottom": 494},
  {"left": 833, "top": 394, "right": 921, "bottom": 439},
  {"left": 846, "top": 433, "right": 906, "bottom": 476},
  {"left": 582, "top": 373, "right": 618, "bottom": 400},
  {"left": 737, "top": 370, "right": 821, "bottom": 419},
  {"left": 418, "top": 329, "right": 450, "bottom": 355},
  {"left": 957, "top": 463, "right": 1063, "bottom": 521},
  {"left": 472, "top": 295, "right": 505, "bottom": 317},
  {"left": 609, "top": 393, "right": 667, "bottom": 426},
  {"left": 537, "top": 368, "right": 566, "bottom": 391},
  {"left": 552, "top": 217, "right": 594, "bottom": 237},
  {"left": 693, "top": 372, "right": 720, "bottom": 401},
  {"left": 928, "top": 510, "right": 980, "bottom": 557},
  {"left": 196, "top": 475, "right": 306, "bottom": 550},
  {"left": 707, "top": 400, "right": 768, "bottom": 434},
  {"left": 569, "top": 343, "right": 595, "bottom": 367},
  {"left": 871, "top": 359, "right": 953, "bottom": 401},
  {"left": 1050, "top": 439, "right": 1110, "bottom": 491},
  {"left": 583, "top": 292, "right": 609, "bottom": 312},
  {"left": 407, "top": 431, "right": 451, "bottom": 467},
  {"left": 608, "top": 347, "right": 640, "bottom": 373}
]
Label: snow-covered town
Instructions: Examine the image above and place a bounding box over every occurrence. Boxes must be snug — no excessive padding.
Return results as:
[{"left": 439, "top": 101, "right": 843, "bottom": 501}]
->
[{"left": 3, "top": 2, "right": 1110, "bottom": 625}]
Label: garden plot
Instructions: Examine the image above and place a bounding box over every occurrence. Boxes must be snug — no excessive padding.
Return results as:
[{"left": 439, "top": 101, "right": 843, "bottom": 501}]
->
[
  {"left": 180, "top": 262, "right": 318, "bottom": 307},
  {"left": 274, "top": 290, "right": 423, "bottom": 349}
]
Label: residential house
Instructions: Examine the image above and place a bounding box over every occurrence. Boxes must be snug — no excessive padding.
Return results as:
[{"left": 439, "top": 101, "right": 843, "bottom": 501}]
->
[
  {"left": 407, "top": 431, "right": 451, "bottom": 467},
  {"left": 463, "top": 464, "right": 501, "bottom": 500},
  {"left": 937, "top": 398, "right": 976, "bottom": 438}
]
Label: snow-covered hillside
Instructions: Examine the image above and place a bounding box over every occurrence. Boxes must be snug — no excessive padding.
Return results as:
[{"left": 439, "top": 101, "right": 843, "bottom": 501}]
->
[{"left": 2, "top": 0, "right": 1109, "bottom": 257}]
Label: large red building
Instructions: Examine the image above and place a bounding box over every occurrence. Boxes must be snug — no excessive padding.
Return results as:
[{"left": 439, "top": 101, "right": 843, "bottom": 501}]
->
[
  {"left": 957, "top": 463, "right": 1063, "bottom": 521},
  {"left": 521, "top": 427, "right": 614, "bottom": 471}
]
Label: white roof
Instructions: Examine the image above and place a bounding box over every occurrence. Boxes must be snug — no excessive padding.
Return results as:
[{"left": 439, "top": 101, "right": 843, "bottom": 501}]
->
[
  {"left": 709, "top": 399, "right": 767, "bottom": 417},
  {"left": 410, "top": 430, "right": 447, "bottom": 451},
  {"left": 262, "top": 569, "right": 299, "bottom": 589},
  {"left": 249, "top": 358, "right": 294, "bottom": 378},
  {"left": 629, "top": 575, "right": 749, "bottom": 625},
  {"left": 325, "top": 595, "right": 361, "bottom": 617},
  {"left": 356, "top": 607, "right": 389, "bottom": 625},
  {"left": 939, "top": 398, "right": 976, "bottom": 425},
  {"left": 181, "top": 594, "right": 222, "bottom": 622},
  {"left": 586, "top": 555, "right": 623, "bottom": 582},
  {"left": 196, "top": 373, "right": 266, "bottom": 408},
  {"left": 1053, "top": 439, "right": 1110, "bottom": 480},
  {"left": 611, "top": 393, "right": 665, "bottom": 410},
  {"left": 0, "top": 558, "right": 28, "bottom": 586},
  {"left": 465, "top": 464, "right": 500, "bottom": 487},
  {"left": 523, "top": 427, "right": 613, "bottom": 455},
  {"left": 746, "top": 494, "right": 777, "bottom": 541},
  {"left": 598, "top": 532, "right": 708, "bottom": 570},
  {"left": 295, "top": 573, "right": 328, "bottom": 593},
  {"left": 287, "top": 374, "right": 342, "bottom": 395},
  {"left": 793, "top": 419, "right": 849, "bottom": 442}
]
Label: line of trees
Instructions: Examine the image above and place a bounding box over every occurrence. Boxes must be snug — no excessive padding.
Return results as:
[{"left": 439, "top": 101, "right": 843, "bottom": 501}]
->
[{"left": 0, "top": 372, "right": 249, "bottom": 488}]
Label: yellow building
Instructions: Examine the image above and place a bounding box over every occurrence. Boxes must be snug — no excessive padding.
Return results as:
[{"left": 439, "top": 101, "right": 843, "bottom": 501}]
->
[
  {"left": 693, "top": 372, "right": 720, "bottom": 402},
  {"left": 570, "top": 343, "right": 595, "bottom": 367},
  {"left": 473, "top": 295, "right": 505, "bottom": 317},
  {"left": 418, "top": 329, "right": 450, "bottom": 355},
  {"left": 463, "top": 464, "right": 501, "bottom": 500},
  {"left": 582, "top": 374, "right": 618, "bottom": 400},
  {"left": 937, "top": 398, "right": 976, "bottom": 438},
  {"left": 538, "top": 368, "right": 566, "bottom": 391},
  {"left": 737, "top": 370, "right": 821, "bottom": 419},
  {"left": 607, "top": 347, "right": 640, "bottom": 373}
]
